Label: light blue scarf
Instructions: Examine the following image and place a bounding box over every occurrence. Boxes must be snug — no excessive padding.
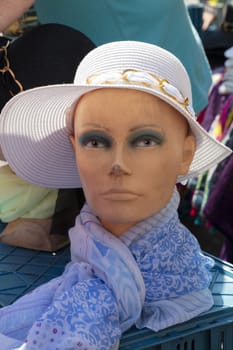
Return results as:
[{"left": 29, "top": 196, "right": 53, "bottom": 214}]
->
[{"left": 0, "top": 188, "right": 214, "bottom": 349}]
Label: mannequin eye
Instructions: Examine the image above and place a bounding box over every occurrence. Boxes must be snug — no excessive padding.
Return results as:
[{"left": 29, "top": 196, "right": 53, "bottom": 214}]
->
[
  {"left": 129, "top": 130, "right": 164, "bottom": 148},
  {"left": 79, "top": 131, "right": 112, "bottom": 149},
  {"left": 133, "top": 136, "right": 158, "bottom": 147}
]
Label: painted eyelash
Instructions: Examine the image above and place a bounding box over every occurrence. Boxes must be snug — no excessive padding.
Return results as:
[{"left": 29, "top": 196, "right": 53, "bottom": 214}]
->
[
  {"left": 79, "top": 131, "right": 112, "bottom": 148},
  {"left": 128, "top": 131, "right": 165, "bottom": 146}
]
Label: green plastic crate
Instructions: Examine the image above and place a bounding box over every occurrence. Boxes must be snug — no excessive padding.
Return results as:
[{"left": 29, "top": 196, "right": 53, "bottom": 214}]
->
[{"left": 0, "top": 241, "right": 233, "bottom": 349}]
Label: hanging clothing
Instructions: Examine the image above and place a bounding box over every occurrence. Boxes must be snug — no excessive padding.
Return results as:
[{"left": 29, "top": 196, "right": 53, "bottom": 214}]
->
[
  {"left": 204, "top": 125, "right": 233, "bottom": 261},
  {"left": 187, "top": 88, "right": 233, "bottom": 223}
]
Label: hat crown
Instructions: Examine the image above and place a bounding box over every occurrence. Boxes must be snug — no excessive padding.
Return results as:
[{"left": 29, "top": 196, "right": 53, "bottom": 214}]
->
[{"left": 74, "top": 41, "right": 192, "bottom": 105}]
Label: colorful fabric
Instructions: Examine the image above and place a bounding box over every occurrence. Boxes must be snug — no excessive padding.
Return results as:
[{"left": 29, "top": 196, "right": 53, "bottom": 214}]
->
[
  {"left": 211, "top": 94, "right": 233, "bottom": 141},
  {"left": 199, "top": 79, "right": 228, "bottom": 132},
  {"left": 204, "top": 124, "right": 233, "bottom": 262},
  {"left": 187, "top": 86, "right": 233, "bottom": 221},
  {"left": 0, "top": 189, "right": 214, "bottom": 349}
]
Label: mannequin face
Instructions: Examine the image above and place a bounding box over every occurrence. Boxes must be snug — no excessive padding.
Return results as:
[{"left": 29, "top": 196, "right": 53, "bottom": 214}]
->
[{"left": 70, "top": 88, "right": 195, "bottom": 236}]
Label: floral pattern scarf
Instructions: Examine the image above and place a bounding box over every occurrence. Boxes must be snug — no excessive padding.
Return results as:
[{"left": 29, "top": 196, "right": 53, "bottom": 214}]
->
[{"left": 0, "top": 188, "right": 214, "bottom": 349}]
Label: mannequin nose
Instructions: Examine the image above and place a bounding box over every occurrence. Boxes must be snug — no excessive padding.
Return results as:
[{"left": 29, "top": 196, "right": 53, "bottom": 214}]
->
[
  {"left": 109, "top": 147, "right": 132, "bottom": 176},
  {"left": 110, "top": 164, "right": 127, "bottom": 176}
]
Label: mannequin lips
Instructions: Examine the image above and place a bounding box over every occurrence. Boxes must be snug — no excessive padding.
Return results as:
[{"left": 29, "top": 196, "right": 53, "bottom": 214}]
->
[{"left": 102, "top": 189, "right": 141, "bottom": 200}]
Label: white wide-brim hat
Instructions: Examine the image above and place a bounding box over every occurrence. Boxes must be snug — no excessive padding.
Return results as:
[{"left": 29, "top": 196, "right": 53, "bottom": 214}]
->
[{"left": 0, "top": 41, "right": 231, "bottom": 188}]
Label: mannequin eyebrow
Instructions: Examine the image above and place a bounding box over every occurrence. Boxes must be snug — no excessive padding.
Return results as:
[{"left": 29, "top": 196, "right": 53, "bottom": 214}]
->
[
  {"left": 81, "top": 122, "right": 111, "bottom": 132},
  {"left": 129, "top": 124, "right": 162, "bottom": 132},
  {"left": 79, "top": 123, "right": 163, "bottom": 133}
]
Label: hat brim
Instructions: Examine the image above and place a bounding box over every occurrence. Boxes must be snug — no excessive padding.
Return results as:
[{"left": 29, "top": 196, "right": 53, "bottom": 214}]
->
[{"left": 0, "top": 83, "right": 231, "bottom": 188}]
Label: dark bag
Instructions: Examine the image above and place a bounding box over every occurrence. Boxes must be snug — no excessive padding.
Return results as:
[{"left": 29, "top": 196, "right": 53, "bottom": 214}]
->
[{"left": 221, "top": 4, "right": 233, "bottom": 32}]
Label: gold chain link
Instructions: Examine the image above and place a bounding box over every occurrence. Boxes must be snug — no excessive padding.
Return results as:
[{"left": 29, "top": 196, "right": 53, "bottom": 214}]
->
[{"left": 0, "top": 41, "right": 23, "bottom": 96}]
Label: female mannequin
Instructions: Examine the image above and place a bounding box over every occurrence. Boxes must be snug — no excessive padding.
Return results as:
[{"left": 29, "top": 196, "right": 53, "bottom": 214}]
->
[{"left": 0, "top": 41, "right": 231, "bottom": 350}]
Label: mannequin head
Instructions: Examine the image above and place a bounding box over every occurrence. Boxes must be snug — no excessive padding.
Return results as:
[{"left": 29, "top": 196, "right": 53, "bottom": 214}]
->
[{"left": 69, "top": 88, "right": 196, "bottom": 236}]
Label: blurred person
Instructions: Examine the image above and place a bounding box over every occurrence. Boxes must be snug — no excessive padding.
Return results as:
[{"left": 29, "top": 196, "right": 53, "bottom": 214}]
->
[
  {"left": 0, "top": 0, "right": 34, "bottom": 34},
  {"left": 0, "top": 0, "right": 212, "bottom": 113}
]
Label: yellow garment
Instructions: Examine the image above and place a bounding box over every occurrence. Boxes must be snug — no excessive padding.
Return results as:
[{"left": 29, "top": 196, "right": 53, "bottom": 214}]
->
[
  {"left": 208, "top": 0, "right": 222, "bottom": 6},
  {"left": 0, "top": 165, "right": 58, "bottom": 222}
]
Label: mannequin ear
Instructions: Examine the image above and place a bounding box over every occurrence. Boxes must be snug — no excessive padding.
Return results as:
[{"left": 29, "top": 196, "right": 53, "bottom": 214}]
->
[
  {"left": 69, "top": 134, "right": 76, "bottom": 151},
  {"left": 179, "top": 134, "right": 196, "bottom": 175}
]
